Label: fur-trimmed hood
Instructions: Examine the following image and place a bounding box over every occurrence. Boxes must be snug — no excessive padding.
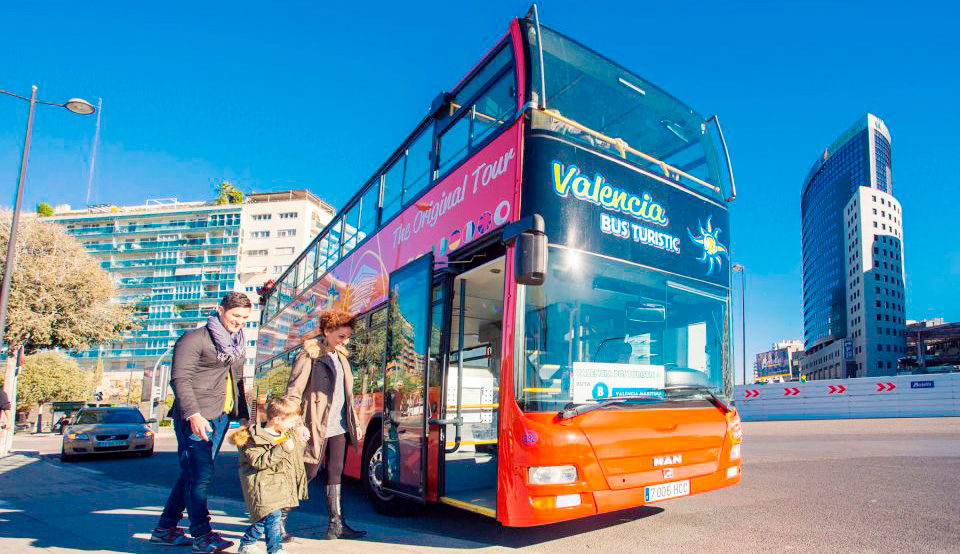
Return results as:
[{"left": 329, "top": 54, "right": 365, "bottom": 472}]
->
[
  {"left": 229, "top": 422, "right": 287, "bottom": 448},
  {"left": 302, "top": 338, "right": 348, "bottom": 360}
]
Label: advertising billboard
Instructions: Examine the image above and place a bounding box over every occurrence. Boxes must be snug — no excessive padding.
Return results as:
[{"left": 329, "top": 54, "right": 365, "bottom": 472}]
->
[{"left": 755, "top": 348, "right": 791, "bottom": 379}]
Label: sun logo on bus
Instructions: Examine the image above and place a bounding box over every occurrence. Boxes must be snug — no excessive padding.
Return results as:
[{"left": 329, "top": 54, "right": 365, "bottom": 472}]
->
[{"left": 687, "top": 216, "right": 727, "bottom": 276}]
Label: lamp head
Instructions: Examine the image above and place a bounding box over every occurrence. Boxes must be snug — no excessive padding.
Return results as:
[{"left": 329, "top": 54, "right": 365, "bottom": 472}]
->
[
  {"left": 64, "top": 98, "right": 95, "bottom": 115},
  {"left": 732, "top": 263, "right": 744, "bottom": 272}
]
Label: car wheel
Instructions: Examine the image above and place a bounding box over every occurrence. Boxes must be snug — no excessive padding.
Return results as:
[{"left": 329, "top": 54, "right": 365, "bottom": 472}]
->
[
  {"left": 361, "top": 427, "right": 417, "bottom": 516},
  {"left": 140, "top": 448, "right": 154, "bottom": 458},
  {"left": 60, "top": 449, "right": 76, "bottom": 463}
]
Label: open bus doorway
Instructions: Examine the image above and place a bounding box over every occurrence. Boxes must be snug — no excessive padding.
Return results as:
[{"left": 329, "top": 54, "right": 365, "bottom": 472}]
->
[{"left": 441, "top": 256, "right": 505, "bottom": 517}]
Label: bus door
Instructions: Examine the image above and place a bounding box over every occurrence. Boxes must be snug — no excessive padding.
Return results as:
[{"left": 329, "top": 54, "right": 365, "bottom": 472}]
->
[
  {"left": 381, "top": 253, "right": 434, "bottom": 501},
  {"left": 439, "top": 255, "right": 505, "bottom": 517}
]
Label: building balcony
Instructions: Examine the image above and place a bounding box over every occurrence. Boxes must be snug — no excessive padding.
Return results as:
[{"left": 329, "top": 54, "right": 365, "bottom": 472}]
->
[
  {"left": 100, "top": 255, "right": 238, "bottom": 270},
  {"left": 115, "top": 273, "right": 237, "bottom": 288},
  {"left": 67, "top": 218, "right": 240, "bottom": 236}
]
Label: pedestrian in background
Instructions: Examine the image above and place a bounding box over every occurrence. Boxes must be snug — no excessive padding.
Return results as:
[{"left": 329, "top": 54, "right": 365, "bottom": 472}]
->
[
  {"left": 150, "top": 292, "right": 252, "bottom": 553},
  {"left": 286, "top": 308, "right": 366, "bottom": 540},
  {"left": 231, "top": 396, "right": 310, "bottom": 554},
  {"left": 0, "top": 388, "right": 11, "bottom": 447}
]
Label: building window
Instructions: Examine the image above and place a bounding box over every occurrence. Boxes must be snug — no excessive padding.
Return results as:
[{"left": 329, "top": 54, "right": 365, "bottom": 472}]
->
[
  {"left": 276, "top": 246, "right": 295, "bottom": 255},
  {"left": 279, "top": 212, "right": 298, "bottom": 219},
  {"left": 277, "top": 229, "right": 297, "bottom": 237},
  {"left": 250, "top": 231, "right": 270, "bottom": 238},
  {"left": 252, "top": 214, "right": 271, "bottom": 221},
  {"left": 272, "top": 265, "right": 286, "bottom": 273},
  {"left": 246, "top": 249, "right": 268, "bottom": 257},
  {"left": 245, "top": 286, "right": 255, "bottom": 292}
]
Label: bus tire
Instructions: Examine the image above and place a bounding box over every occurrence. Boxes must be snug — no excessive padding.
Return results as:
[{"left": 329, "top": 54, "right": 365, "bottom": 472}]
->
[{"left": 361, "top": 427, "right": 415, "bottom": 516}]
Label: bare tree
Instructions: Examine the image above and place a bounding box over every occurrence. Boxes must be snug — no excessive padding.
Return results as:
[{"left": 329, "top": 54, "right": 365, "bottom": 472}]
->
[{"left": 0, "top": 215, "right": 139, "bottom": 449}]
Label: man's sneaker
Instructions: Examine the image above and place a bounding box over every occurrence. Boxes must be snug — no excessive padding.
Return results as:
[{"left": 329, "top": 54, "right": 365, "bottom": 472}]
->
[
  {"left": 149, "top": 527, "right": 192, "bottom": 546},
  {"left": 237, "top": 543, "right": 266, "bottom": 554},
  {"left": 192, "top": 531, "right": 234, "bottom": 553}
]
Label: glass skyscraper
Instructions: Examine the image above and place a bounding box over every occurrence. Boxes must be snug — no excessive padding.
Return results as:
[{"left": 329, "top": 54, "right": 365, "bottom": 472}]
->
[{"left": 800, "top": 114, "right": 905, "bottom": 379}]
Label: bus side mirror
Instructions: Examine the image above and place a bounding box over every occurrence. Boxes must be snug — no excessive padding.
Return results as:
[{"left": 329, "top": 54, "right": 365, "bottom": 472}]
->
[
  {"left": 515, "top": 232, "right": 547, "bottom": 285},
  {"left": 502, "top": 214, "right": 547, "bottom": 286}
]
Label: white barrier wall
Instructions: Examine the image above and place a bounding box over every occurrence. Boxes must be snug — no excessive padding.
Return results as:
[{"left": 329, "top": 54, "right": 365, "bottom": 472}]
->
[{"left": 734, "top": 373, "right": 960, "bottom": 421}]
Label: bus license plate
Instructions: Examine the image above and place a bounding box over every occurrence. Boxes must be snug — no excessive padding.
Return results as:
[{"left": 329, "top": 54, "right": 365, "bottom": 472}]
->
[
  {"left": 98, "top": 440, "right": 127, "bottom": 447},
  {"left": 644, "top": 480, "right": 690, "bottom": 502}
]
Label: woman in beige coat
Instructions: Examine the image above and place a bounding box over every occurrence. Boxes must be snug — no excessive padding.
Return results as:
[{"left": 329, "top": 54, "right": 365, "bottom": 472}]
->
[{"left": 285, "top": 308, "right": 366, "bottom": 540}]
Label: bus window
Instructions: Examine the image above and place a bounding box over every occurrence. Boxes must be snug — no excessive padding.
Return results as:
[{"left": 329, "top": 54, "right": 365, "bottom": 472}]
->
[
  {"left": 381, "top": 160, "right": 404, "bottom": 223},
  {"left": 517, "top": 247, "right": 730, "bottom": 412},
  {"left": 438, "top": 116, "right": 470, "bottom": 176},
  {"left": 341, "top": 202, "right": 361, "bottom": 257},
  {"left": 452, "top": 45, "right": 513, "bottom": 115},
  {"left": 325, "top": 218, "right": 343, "bottom": 268},
  {"left": 296, "top": 255, "right": 310, "bottom": 292},
  {"left": 301, "top": 243, "right": 317, "bottom": 289},
  {"left": 471, "top": 69, "right": 516, "bottom": 146},
  {"left": 402, "top": 124, "right": 435, "bottom": 203},
  {"left": 357, "top": 182, "right": 380, "bottom": 241}
]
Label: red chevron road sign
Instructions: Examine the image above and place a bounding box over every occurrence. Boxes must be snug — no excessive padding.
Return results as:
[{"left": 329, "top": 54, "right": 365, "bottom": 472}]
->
[
  {"left": 783, "top": 387, "right": 800, "bottom": 397},
  {"left": 876, "top": 382, "right": 897, "bottom": 393},
  {"left": 828, "top": 385, "right": 847, "bottom": 394},
  {"left": 743, "top": 389, "right": 760, "bottom": 398}
]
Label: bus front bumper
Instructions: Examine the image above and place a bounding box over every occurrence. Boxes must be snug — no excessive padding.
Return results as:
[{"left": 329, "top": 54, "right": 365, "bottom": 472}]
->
[{"left": 517, "top": 465, "right": 741, "bottom": 526}]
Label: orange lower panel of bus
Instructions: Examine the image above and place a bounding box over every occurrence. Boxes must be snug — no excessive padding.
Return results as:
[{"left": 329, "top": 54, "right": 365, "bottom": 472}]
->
[{"left": 497, "top": 406, "right": 743, "bottom": 527}]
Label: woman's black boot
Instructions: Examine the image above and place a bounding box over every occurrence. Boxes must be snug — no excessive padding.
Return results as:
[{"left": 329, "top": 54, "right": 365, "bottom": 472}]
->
[{"left": 324, "top": 484, "right": 367, "bottom": 540}]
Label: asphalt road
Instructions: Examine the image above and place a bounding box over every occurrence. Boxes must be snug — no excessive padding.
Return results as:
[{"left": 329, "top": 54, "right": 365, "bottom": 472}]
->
[{"left": 13, "top": 417, "right": 960, "bottom": 553}]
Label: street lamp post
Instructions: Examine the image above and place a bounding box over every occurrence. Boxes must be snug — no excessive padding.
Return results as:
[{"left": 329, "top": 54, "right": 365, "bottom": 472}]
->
[
  {"left": 732, "top": 263, "right": 747, "bottom": 385},
  {"left": 0, "top": 86, "right": 95, "bottom": 453}
]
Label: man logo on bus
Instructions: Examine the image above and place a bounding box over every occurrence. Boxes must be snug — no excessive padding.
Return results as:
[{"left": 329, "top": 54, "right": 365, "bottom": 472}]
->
[
  {"left": 687, "top": 216, "right": 727, "bottom": 276},
  {"left": 653, "top": 454, "right": 682, "bottom": 467}
]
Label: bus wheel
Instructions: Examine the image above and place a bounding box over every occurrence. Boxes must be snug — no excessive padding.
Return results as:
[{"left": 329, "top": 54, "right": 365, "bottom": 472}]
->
[{"left": 361, "top": 428, "right": 414, "bottom": 516}]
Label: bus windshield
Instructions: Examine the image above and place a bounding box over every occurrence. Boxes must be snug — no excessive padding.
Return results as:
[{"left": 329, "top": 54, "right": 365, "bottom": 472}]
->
[
  {"left": 535, "top": 25, "right": 728, "bottom": 200},
  {"left": 517, "top": 247, "right": 732, "bottom": 412}
]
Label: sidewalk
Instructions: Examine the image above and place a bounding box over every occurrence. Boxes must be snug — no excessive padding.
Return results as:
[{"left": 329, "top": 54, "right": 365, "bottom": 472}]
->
[{"left": 0, "top": 454, "right": 511, "bottom": 553}]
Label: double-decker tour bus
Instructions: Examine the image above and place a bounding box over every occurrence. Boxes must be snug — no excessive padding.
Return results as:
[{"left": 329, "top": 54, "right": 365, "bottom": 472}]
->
[{"left": 254, "top": 8, "right": 741, "bottom": 527}]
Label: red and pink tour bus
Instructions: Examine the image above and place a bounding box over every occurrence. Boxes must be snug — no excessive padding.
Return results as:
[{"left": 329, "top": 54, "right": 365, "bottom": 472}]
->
[{"left": 255, "top": 9, "right": 741, "bottom": 527}]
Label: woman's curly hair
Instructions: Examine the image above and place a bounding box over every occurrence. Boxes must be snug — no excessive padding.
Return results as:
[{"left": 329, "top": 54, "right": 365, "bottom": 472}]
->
[{"left": 317, "top": 308, "right": 356, "bottom": 333}]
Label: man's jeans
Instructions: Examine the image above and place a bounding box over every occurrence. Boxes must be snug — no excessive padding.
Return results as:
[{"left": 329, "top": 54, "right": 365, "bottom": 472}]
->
[
  {"left": 157, "top": 413, "right": 229, "bottom": 537},
  {"left": 240, "top": 510, "right": 283, "bottom": 554}
]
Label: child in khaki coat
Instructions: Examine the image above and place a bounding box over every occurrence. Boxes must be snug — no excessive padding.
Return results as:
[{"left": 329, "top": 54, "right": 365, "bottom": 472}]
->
[{"left": 230, "top": 396, "right": 310, "bottom": 554}]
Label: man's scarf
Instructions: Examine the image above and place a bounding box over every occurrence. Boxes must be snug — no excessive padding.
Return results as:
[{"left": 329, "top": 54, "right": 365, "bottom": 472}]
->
[{"left": 207, "top": 315, "right": 245, "bottom": 363}]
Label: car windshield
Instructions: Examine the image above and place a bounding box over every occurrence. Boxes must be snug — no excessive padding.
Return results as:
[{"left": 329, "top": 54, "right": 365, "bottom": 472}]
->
[
  {"left": 532, "top": 25, "right": 731, "bottom": 200},
  {"left": 75, "top": 410, "right": 146, "bottom": 425},
  {"left": 516, "top": 247, "right": 733, "bottom": 412}
]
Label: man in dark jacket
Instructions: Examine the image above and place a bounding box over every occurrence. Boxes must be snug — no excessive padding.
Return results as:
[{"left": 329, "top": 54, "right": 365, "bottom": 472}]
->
[{"left": 151, "top": 292, "right": 252, "bottom": 553}]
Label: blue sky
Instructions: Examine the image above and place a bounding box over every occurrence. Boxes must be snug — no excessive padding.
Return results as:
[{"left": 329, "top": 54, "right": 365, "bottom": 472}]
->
[{"left": 1, "top": 1, "right": 957, "bottom": 383}]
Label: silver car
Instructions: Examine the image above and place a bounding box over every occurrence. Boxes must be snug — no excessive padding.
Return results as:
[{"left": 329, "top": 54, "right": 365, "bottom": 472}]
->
[{"left": 61, "top": 407, "right": 155, "bottom": 462}]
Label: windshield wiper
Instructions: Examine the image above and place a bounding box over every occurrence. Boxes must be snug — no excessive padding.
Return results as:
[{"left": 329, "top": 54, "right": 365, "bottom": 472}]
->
[
  {"left": 558, "top": 395, "right": 665, "bottom": 421},
  {"left": 664, "top": 385, "right": 732, "bottom": 413}
]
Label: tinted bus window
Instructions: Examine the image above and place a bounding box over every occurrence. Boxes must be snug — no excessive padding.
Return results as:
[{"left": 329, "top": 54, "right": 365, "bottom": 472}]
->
[
  {"left": 403, "top": 124, "right": 435, "bottom": 203},
  {"left": 358, "top": 183, "right": 380, "bottom": 241},
  {"left": 438, "top": 116, "right": 470, "bottom": 175},
  {"left": 453, "top": 45, "right": 512, "bottom": 113},
  {"left": 381, "top": 160, "right": 404, "bottom": 223},
  {"left": 341, "top": 202, "right": 361, "bottom": 256},
  {"left": 472, "top": 69, "right": 516, "bottom": 145}
]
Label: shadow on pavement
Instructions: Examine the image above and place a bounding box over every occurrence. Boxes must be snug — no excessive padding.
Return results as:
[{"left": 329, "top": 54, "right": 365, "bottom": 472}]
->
[{"left": 11, "top": 450, "right": 665, "bottom": 551}]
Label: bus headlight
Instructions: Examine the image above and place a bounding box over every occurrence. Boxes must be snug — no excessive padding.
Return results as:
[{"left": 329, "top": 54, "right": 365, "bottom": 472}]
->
[{"left": 528, "top": 465, "right": 578, "bottom": 485}]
